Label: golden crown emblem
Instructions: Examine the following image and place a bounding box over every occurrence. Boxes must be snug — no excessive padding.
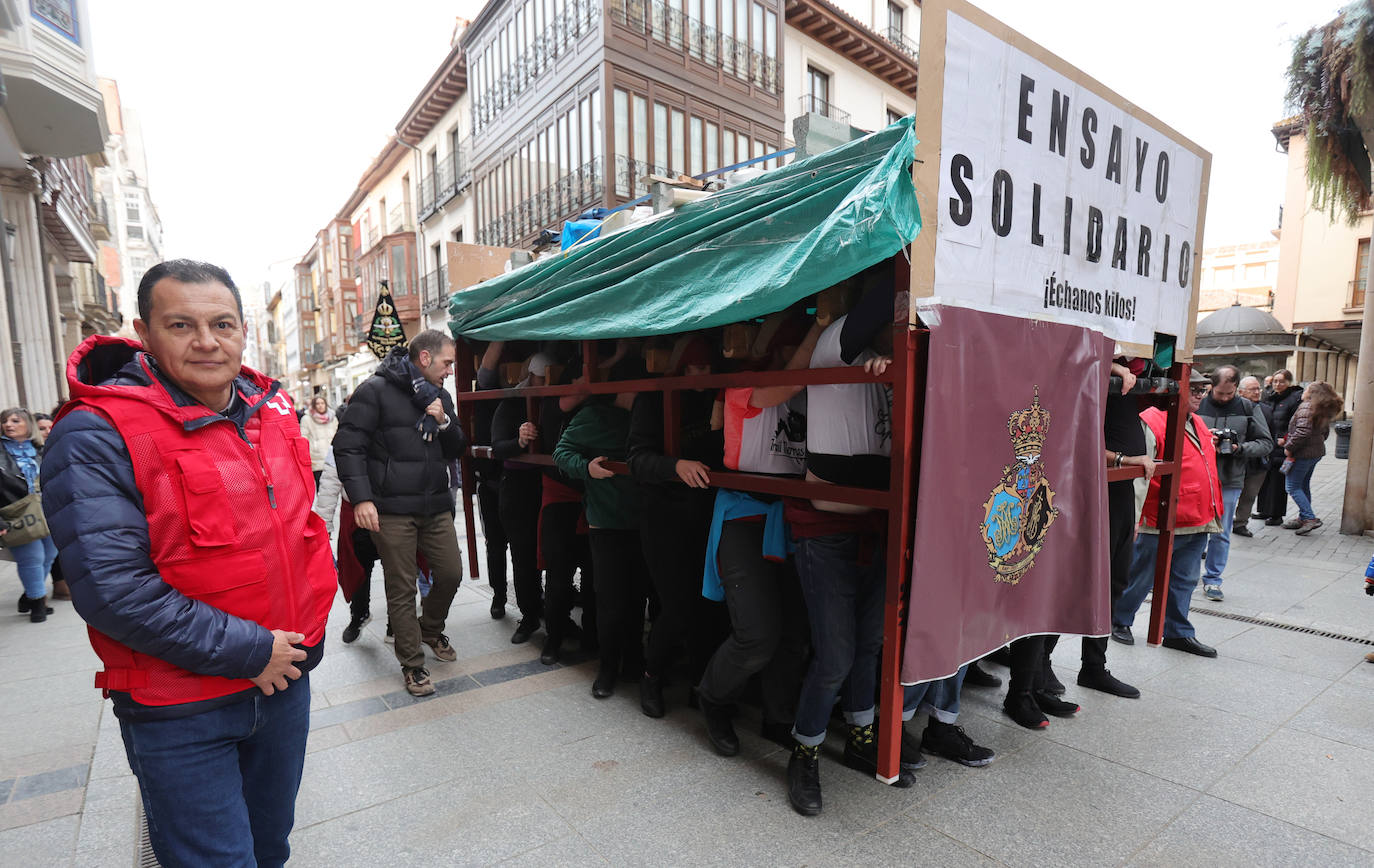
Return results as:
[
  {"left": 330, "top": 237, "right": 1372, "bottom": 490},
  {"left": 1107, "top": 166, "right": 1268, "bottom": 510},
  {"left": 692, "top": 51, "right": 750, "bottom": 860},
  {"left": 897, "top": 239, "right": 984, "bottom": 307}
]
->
[{"left": 1006, "top": 386, "right": 1051, "bottom": 456}]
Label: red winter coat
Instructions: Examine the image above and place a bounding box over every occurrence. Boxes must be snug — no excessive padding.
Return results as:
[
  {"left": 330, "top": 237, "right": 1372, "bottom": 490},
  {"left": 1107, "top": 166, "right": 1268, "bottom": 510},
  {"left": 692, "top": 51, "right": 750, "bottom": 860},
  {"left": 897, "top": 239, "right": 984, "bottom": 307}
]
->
[
  {"left": 55, "top": 337, "right": 336, "bottom": 707},
  {"left": 1139, "top": 406, "right": 1223, "bottom": 530}
]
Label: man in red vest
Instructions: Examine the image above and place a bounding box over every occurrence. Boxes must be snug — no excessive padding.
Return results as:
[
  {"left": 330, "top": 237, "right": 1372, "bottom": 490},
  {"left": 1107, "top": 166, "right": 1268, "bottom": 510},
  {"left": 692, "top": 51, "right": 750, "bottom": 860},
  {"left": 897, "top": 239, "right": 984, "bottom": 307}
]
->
[
  {"left": 1111, "top": 368, "right": 1224, "bottom": 657},
  {"left": 40, "top": 260, "right": 336, "bottom": 867}
]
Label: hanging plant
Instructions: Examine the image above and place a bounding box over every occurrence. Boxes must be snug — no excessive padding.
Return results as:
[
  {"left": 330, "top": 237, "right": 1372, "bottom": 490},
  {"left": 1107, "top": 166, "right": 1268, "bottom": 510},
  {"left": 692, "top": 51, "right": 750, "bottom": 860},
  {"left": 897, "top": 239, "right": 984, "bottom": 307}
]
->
[{"left": 1286, "top": 1, "right": 1374, "bottom": 223}]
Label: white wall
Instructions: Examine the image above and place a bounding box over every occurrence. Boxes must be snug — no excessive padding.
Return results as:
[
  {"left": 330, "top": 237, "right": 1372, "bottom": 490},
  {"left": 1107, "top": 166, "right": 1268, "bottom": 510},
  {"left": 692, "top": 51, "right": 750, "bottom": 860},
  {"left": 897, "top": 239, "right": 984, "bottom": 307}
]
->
[{"left": 782, "top": 28, "right": 915, "bottom": 139}]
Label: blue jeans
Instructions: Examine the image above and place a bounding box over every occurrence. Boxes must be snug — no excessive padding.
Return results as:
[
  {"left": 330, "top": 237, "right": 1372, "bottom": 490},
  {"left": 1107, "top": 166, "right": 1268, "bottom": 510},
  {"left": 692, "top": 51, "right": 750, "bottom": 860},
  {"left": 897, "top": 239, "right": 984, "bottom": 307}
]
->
[
  {"left": 903, "top": 664, "right": 968, "bottom": 724},
  {"left": 1114, "top": 532, "right": 1208, "bottom": 640},
  {"left": 792, "top": 533, "right": 885, "bottom": 744},
  {"left": 11, "top": 535, "right": 57, "bottom": 599},
  {"left": 1284, "top": 457, "right": 1320, "bottom": 520},
  {"left": 120, "top": 674, "right": 312, "bottom": 868},
  {"left": 1203, "top": 486, "right": 1242, "bottom": 585}
]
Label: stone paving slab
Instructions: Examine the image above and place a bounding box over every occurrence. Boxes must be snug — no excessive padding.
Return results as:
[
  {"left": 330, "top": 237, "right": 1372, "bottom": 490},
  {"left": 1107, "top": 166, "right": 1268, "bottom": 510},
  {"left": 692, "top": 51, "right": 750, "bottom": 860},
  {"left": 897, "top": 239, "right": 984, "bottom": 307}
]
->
[{"left": 2, "top": 447, "right": 1373, "bottom": 865}]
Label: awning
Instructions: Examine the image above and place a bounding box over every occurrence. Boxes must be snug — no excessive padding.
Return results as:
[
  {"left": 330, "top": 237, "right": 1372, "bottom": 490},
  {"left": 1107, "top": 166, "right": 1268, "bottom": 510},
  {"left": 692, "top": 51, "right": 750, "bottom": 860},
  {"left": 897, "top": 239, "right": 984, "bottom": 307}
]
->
[{"left": 447, "top": 118, "right": 921, "bottom": 340}]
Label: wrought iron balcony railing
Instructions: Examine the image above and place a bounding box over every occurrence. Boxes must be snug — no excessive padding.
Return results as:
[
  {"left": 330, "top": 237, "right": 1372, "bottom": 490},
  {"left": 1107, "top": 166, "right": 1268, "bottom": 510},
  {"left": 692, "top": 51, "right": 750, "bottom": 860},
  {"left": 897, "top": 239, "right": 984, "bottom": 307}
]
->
[
  {"left": 609, "top": 0, "right": 779, "bottom": 92},
  {"left": 885, "top": 26, "right": 918, "bottom": 59},
  {"left": 422, "top": 265, "right": 450, "bottom": 313},
  {"left": 480, "top": 157, "right": 605, "bottom": 248},
  {"left": 474, "top": 0, "right": 600, "bottom": 134},
  {"left": 417, "top": 142, "right": 473, "bottom": 221},
  {"left": 799, "top": 94, "right": 851, "bottom": 125}
]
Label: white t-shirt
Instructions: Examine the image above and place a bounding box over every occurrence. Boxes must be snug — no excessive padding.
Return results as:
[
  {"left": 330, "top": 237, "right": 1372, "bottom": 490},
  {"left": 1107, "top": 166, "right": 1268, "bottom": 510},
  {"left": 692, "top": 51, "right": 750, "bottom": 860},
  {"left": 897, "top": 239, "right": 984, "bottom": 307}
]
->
[
  {"left": 723, "top": 388, "right": 806, "bottom": 475},
  {"left": 806, "top": 315, "right": 892, "bottom": 458}
]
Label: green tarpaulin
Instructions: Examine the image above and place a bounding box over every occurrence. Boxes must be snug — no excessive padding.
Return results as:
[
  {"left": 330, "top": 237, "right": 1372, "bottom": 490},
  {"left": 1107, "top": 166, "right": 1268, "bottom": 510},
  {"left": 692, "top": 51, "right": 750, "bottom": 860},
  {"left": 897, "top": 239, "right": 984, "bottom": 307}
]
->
[{"left": 447, "top": 118, "right": 921, "bottom": 340}]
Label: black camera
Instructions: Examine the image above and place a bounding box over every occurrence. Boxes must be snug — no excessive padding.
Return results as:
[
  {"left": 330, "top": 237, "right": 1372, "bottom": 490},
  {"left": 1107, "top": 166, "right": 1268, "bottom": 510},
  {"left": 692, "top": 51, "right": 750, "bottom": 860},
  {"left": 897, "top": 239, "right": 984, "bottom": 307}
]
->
[{"left": 1213, "top": 428, "right": 1240, "bottom": 456}]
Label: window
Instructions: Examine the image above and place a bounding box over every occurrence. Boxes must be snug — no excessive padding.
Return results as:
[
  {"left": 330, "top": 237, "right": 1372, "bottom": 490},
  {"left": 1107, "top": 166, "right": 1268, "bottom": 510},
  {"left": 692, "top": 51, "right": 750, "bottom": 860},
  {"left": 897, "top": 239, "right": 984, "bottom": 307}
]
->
[
  {"left": 453, "top": 228, "right": 464, "bottom": 244},
  {"left": 706, "top": 121, "right": 719, "bottom": 173},
  {"left": 1355, "top": 238, "right": 1370, "bottom": 308},
  {"left": 887, "top": 108, "right": 906, "bottom": 126},
  {"left": 614, "top": 89, "right": 630, "bottom": 195},
  {"left": 1213, "top": 266, "right": 1234, "bottom": 287},
  {"left": 1244, "top": 262, "right": 1266, "bottom": 283},
  {"left": 807, "top": 66, "right": 830, "bottom": 115},
  {"left": 723, "top": 128, "right": 735, "bottom": 168},
  {"left": 671, "top": 109, "right": 685, "bottom": 175},
  {"left": 690, "top": 117, "right": 703, "bottom": 176},
  {"left": 655, "top": 103, "right": 669, "bottom": 176},
  {"left": 633, "top": 95, "right": 649, "bottom": 185},
  {"left": 124, "top": 193, "right": 141, "bottom": 224},
  {"left": 888, "top": 2, "right": 903, "bottom": 35}
]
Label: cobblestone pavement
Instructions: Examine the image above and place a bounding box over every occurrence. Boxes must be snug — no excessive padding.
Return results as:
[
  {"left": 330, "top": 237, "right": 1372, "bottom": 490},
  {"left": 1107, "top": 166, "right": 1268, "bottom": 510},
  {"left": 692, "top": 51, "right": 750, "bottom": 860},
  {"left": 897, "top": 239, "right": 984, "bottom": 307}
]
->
[{"left": 2, "top": 449, "right": 1373, "bottom": 865}]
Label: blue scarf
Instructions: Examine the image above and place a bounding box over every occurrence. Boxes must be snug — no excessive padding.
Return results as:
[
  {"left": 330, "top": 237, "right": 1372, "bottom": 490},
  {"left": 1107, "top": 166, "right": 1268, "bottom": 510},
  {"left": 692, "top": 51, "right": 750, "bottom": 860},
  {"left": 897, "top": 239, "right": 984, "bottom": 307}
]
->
[{"left": 2, "top": 437, "right": 39, "bottom": 492}]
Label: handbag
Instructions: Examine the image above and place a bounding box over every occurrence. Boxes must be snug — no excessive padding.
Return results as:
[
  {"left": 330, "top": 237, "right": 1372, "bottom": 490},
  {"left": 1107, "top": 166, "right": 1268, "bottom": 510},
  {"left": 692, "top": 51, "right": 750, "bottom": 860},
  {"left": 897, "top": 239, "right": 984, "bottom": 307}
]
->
[{"left": 0, "top": 492, "right": 50, "bottom": 547}]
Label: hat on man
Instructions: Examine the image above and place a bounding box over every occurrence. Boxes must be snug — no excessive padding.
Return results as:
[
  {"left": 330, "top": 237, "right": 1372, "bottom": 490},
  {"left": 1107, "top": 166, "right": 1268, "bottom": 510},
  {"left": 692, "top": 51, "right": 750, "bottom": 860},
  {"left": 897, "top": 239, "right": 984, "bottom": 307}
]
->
[{"left": 1189, "top": 368, "right": 1209, "bottom": 386}]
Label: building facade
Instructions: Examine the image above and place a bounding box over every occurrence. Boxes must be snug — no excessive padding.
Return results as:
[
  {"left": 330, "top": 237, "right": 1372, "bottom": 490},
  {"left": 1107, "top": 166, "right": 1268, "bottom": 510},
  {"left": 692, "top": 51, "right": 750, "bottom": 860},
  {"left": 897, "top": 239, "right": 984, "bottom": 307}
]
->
[
  {"left": 95, "top": 79, "right": 164, "bottom": 334},
  {"left": 0, "top": 0, "right": 110, "bottom": 410},
  {"left": 1198, "top": 241, "right": 1280, "bottom": 317},
  {"left": 1272, "top": 119, "right": 1367, "bottom": 400}
]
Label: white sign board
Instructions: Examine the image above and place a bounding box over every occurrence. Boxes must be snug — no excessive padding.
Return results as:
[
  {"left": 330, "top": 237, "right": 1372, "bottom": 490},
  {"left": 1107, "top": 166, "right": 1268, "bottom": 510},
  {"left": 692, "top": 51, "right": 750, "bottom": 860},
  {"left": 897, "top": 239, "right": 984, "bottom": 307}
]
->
[{"left": 930, "top": 11, "right": 1206, "bottom": 349}]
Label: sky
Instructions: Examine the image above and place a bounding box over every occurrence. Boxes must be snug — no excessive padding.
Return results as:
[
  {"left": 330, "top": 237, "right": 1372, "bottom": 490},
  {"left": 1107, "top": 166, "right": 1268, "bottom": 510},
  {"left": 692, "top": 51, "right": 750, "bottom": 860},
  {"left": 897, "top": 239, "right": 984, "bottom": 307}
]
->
[{"left": 87, "top": 0, "right": 1346, "bottom": 302}]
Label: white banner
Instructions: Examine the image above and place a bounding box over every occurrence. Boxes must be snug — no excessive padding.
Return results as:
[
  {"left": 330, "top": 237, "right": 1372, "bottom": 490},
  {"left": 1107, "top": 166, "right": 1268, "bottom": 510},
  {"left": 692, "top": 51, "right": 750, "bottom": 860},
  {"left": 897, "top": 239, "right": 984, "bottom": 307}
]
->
[{"left": 933, "top": 12, "right": 1204, "bottom": 347}]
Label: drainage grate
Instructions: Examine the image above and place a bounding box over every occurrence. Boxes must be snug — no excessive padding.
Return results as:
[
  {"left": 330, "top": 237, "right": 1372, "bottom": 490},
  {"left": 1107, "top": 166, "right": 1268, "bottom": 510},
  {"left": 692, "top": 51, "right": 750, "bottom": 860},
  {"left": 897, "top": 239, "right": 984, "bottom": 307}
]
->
[
  {"left": 1192, "top": 607, "right": 1374, "bottom": 646},
  {"left": 136, "top": 793, "right": 161, "bottom": 867}
]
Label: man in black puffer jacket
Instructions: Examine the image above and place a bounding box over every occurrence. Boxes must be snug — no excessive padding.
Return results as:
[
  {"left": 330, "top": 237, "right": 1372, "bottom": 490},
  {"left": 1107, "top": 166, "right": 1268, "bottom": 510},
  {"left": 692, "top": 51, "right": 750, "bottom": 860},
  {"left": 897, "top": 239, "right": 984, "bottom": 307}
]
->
[{"left": 334, "top": 330, "right": 467, "bottom": 697}]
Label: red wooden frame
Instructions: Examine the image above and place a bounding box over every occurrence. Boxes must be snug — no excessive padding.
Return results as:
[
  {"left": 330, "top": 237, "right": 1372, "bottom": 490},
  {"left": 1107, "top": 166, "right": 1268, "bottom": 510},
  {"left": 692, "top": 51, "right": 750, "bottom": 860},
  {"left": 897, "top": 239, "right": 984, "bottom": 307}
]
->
[{"left": 447, "top": 251, "right": 1187, "bottom": 784}]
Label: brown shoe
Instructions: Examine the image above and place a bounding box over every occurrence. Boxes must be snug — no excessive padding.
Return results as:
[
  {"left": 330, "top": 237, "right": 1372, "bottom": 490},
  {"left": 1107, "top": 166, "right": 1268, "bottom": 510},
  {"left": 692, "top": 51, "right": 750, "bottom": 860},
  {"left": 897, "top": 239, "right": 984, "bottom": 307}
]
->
[
  {"left": 51, "top": 579, "right": 71, "bottom": 600},
  {"left": 1294, "top": 518, "right": 1323, "bottom": 536},
  {"left": 422, "top": 633, "right": 457, "bottom": 662},
  {"left": 1365, "top": 651, "right": 1374, "bottom": 664},
  {"left": 403, "top": 666, "right": 435, "bottom": 696},
  {"left": 1282, "top": 519, "right": 1304, "bottom": 529}
]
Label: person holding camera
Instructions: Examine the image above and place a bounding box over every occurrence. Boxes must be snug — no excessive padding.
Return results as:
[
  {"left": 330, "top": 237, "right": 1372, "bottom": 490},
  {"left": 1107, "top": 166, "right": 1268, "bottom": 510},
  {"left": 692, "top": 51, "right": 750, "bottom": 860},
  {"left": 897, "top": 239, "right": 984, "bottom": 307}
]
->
[{"left": 1196, "top": 366, "right": 1273, "bottom": 602}]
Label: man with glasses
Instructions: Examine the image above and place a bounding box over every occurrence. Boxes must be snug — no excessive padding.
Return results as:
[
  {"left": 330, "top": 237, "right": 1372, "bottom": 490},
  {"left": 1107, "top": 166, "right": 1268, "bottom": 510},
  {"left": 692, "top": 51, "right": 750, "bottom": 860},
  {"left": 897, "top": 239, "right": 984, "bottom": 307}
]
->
[
  {"left": 1230, "top": 376, "right": 1275, "bottom": 537},
  {"left": 1195, "top": 366, "right": 1273, "bottom": 602}
]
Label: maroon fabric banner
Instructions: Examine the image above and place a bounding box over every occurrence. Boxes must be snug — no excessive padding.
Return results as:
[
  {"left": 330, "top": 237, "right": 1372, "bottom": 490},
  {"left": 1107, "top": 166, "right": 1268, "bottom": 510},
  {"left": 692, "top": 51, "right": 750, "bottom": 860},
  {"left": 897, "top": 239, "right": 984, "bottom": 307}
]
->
[{"left": 901, "top": 305, "right": 1110, "bottom": 684}]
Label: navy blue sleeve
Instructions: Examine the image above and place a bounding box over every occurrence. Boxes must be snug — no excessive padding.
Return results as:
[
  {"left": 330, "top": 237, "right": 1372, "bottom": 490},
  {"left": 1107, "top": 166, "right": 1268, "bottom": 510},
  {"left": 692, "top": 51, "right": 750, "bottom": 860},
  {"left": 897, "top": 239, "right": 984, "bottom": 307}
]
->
[{"left": 39, "top": 409, "right": 274, "bottom": 680}]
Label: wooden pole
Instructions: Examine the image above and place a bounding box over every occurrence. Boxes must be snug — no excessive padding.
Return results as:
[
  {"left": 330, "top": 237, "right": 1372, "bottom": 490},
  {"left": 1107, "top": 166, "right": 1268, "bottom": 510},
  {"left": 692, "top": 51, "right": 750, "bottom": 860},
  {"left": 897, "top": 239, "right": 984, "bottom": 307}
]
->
[
  {"left": 1341, "top": 236, "right": 1374, "bottom": 533},
  {"left": 1147, "top": 363, "right": 1188, "bottom": 644},
  {"left": 455, "top": 345, "right": 481, "bottom": 577},
  {"left": 1339, "top": 108, "right": 1374, "bottom": 533},
  {"left": 877, "top": 253, "right": 919, "bottom": 785}
]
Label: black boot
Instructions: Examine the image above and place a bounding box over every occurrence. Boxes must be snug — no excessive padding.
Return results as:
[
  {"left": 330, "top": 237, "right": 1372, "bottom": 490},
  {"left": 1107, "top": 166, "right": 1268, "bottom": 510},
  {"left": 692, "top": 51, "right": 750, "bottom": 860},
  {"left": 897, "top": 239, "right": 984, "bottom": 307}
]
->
[
  {"left": 1003, "top": 691, "right": 1048, "bottom": 729},
  {"left": 540, "top": 635, "right": 562, "bottom": 666},
  {"left": 27, "top": 595, "right": 51, "bottom": 623},
  {"left": 341, "top": 612, "right": 370, "bottom": 644},
  {"left": 699, "top": 695, "right": 740, "bottom": 756},
  {"left": 787, "top": 742, "right": 822, "bottom": 816},
  {"left": 591, "top": 660, "right": 617, "bottom": 699},
  {"left": 842, "top": 723, "right": 878, "bottom": 774},
  {"left": 964, "top": 660, "right": 1002, "bottom": 688},
  {"left": 640, "top": 673, "right": 665, "bottom": 718},
  {"left": 1033, "top": 690, "right": 1080, "bottom": 718}
]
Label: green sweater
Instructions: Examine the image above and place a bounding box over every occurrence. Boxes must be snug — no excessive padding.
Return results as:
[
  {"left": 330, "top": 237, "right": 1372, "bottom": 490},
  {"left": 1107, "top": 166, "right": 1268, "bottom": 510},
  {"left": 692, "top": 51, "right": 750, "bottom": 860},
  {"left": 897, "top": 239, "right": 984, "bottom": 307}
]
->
[{"left": 553, "top": 402, "right": 640, "bottom": 530}]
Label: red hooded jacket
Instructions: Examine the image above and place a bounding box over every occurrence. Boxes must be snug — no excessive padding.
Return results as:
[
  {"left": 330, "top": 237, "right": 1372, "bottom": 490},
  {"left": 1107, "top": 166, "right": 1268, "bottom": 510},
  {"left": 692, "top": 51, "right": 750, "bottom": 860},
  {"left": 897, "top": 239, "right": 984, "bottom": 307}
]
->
[
  {"left": 1139, "top": 406, "right": 1223, "bottom": 530},
  {"left": 56, "top": 336, "right": 336, "bottom": 706}
]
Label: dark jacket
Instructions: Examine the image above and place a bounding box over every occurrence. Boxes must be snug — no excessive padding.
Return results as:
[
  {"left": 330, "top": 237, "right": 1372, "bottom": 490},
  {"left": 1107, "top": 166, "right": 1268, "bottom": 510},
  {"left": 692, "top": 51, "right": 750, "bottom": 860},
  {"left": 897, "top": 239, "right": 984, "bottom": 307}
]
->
[
  {"left": 1264, "top": 386, "right": 1304, "bottom": 458},
  {"left": 1285, "top": 402, "right": 1329, "bottom": 460},
  {"left": 628, "top": 389, "right": 723, "bottom": 505},
  {"left": 1250, "top": 400, "right": 1277, "bottom": 474},
  {"left": 1197, "top": 394, "right": 1273, "bottom": 489},
  {"left": 0, "top": 443, "right": 30, "bottom": 507},
  {"left": 554, "top": 401, "right": 639, "bottom": 529},
  {"left": 39, "top": 339, "right": 326, "bottom": 721},
  {"left": 333, "top": 348, "right": 466, "bottom": 516}
]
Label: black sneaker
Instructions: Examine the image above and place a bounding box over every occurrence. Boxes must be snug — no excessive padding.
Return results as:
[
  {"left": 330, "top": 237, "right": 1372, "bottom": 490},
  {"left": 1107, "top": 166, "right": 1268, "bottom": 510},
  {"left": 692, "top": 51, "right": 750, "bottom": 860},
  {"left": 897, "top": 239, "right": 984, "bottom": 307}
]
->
[
  {"left": 540, "top": 636, "right": 561, "bottom": 666},
  {"left": 510, "top": 618, "right": 539, "bottom": 644},
  {"left": 1033, "top": 690, "right": 1080, "bottom": 718},
  {"left": 640, "top": 673, "right": 666, "bottom": 718},
  {"left": 699, "top": 696, "right": 740, "bottom": 756},
  {"left": 490, "top": 597, "right": 506, "bottom": 620},
  {"left": 964, "top": 661, "right": 1002, "bottom": 688},
  {"left": 921, "top": 720, "right": 995, "bottom": 767},
  {"left": 787, "top": 743, "right": 822, "bottom": 816},
  {"left": 403, "top": 666, "right": 435, "bottom": 697},
  {"left": 842, "top": 723, "right": 878, "bottom": 774},
  {"left": 341, "top": 613, "right": 370, "bottom": 644}
]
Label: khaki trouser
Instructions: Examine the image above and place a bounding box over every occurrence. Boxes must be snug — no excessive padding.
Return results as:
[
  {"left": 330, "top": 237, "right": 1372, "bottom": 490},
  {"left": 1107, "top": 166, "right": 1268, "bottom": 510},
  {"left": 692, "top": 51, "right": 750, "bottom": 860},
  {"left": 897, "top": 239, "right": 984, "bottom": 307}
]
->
[
  {"left": 373, "top": 511, "right": 464, "bottom": 670},
  {"left": 1233, "top": 469, "right": 1268, "bottom": 526}
]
